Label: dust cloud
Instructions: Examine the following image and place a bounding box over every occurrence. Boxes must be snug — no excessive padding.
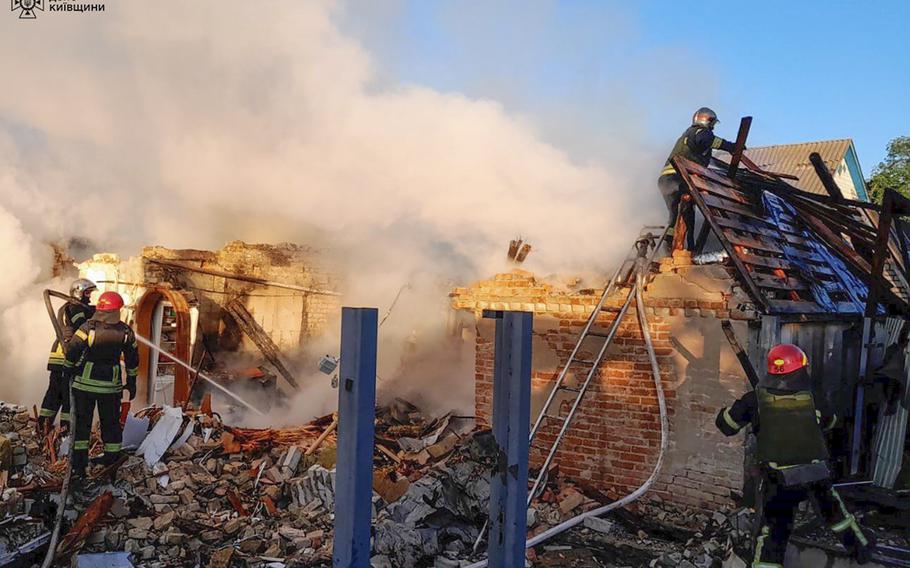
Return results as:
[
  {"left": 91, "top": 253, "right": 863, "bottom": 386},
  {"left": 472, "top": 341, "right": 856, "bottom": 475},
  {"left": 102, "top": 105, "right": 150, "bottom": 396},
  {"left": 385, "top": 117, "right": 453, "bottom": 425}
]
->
[{"left": 0, "top": 1, "right": 664, "bottom": 419}]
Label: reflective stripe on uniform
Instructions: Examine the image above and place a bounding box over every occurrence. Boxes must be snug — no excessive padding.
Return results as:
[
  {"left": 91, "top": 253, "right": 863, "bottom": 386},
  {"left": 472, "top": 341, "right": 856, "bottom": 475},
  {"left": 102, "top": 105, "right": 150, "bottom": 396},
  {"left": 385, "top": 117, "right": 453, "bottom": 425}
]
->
[
  {"left": 73, "top": 440, "right": 90, "bottom": 450},
  {"left": 39, "top": 408, "right": 56, "bottom": 417},
  {"left": 753, "top": 525, "right": 770, "bottom": 566},
  {"left": 88, "top": 329, "right": 96, "bottom": 346},
  {"left": 711, "top": 136, "right": 724, "bottom": 149},
  {"left": 722, "top": 407, "right": 743, "bottom": 431},
  {"left": 73, "top": 382, "right": 122, "bottom": 394},
  {"left": 71, "top": 312, "right": 85, "bottom": 324},
  {"left": 103, "top": 443, "right": 122, "bottom": 453},
  {"left": 126, "top": 367, "right": 138, "bottom": 377},
  {"left": 660, "top": 164, "right": 676, "bottom": 177},
  {"left": 59, "top": 412, "right": 71, "bottom": 421},
  {"left": 75, "top": 329, "right": 88, "bottom": 341},
  {"left": 830, "top": 489, "right": 868, "bottom": 545}
]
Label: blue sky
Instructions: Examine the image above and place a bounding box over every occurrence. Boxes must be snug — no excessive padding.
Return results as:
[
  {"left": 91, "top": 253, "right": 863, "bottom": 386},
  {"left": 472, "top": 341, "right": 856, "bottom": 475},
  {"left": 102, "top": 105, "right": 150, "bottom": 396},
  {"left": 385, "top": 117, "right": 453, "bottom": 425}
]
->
[{"left": 338, "top": 0, "right": 909, "bottom": 176}]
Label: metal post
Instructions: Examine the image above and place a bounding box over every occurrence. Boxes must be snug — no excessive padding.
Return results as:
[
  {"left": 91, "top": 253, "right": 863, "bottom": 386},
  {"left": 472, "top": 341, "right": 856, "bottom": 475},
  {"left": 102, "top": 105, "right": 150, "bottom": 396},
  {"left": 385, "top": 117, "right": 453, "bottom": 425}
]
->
[
  {"left": 485, "top": 310, "right": 533, "bottom": 568},
  {"left": 333, "top": 307, "right": 378, "bottom": 568}
]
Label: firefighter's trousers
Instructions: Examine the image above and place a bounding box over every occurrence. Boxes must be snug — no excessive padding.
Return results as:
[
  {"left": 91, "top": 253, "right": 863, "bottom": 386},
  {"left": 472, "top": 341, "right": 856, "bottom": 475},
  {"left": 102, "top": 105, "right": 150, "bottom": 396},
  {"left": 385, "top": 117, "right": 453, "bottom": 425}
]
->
[
  {"left": 71, "top": 389, "right": 122, "bottom": 475},
  {"left": 753, "top": 478, "right": 868, "bottom": 567},
  {"left": 38, "top": 371, "right": 71, "bottom": 432}
]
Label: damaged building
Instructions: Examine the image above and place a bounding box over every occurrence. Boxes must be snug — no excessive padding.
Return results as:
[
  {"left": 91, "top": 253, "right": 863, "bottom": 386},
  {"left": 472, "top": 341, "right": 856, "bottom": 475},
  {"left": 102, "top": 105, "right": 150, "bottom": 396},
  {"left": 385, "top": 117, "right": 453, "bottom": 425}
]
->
[
  {"left": 452, "top": 140, "right": 910, "bottom": 520},
  {"left": 75, "top": 241, "right": 340, "bottom": 408}
]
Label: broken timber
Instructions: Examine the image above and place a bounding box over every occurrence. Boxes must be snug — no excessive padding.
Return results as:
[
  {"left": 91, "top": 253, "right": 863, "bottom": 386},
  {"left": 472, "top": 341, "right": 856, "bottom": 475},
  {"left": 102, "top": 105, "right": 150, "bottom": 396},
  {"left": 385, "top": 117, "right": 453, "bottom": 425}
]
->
[
  {"left": 672, "top": 155, "right": 910, "bottom": 317},
  {"left": 225, "top": 299, "right": 300, "bottom": 391}
]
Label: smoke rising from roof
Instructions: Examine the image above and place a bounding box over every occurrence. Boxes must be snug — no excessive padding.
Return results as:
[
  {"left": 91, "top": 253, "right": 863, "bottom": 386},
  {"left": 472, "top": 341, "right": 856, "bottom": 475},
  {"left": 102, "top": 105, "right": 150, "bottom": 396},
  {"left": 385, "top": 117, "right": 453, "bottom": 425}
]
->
[{"left": 0, "top": 1, "right": 660, "bottom": 415}]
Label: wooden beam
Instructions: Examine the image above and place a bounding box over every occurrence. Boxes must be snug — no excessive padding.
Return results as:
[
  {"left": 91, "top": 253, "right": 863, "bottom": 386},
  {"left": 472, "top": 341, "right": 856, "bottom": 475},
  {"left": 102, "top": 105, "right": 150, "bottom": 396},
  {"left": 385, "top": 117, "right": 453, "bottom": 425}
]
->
[
  {"left": 720, "top": 320, "right": 759, "bottom": 388},
  {"left": 673, "top": 157, "right": 769, "bottom": 311},
  {"left": 866, "top": 189, "right": 896, "bottom": 316},
  {"left": 225, "top": 299, "right": 300, "bottom": 391},
  {"left": 809, "top": 152, "right": 845, "bottom": 200},
  {"left": 147, "top": 258, "right": 340, "bottom": 296},
  {"left": 728, "top": 116, "right": 752, "bottom": 179}
]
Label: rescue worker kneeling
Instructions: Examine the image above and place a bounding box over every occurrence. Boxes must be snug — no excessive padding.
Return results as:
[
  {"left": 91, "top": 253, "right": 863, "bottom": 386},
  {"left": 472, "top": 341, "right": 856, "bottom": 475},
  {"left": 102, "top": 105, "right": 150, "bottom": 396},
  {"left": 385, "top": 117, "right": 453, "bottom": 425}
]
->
[
  {"left": 63, "top": 291, "right": 138, "bottom": 481},
  {"left": 716, "top": 344, "right": 873, "bottom": 567}
]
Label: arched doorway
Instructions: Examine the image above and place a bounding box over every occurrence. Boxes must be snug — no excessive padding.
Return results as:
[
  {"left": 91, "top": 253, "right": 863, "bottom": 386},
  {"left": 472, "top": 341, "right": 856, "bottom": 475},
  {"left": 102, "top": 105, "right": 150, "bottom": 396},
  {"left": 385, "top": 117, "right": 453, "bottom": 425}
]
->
[{"left": 134, "top": 287, "right": 192, "bottom": 407}]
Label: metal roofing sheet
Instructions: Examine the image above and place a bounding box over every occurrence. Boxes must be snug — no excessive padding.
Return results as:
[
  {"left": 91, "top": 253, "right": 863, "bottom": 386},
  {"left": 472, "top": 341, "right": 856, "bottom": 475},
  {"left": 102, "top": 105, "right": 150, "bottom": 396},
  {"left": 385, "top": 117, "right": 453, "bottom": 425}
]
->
[{"left": 740, "top": 139, "right": 853, "bottom": 196}]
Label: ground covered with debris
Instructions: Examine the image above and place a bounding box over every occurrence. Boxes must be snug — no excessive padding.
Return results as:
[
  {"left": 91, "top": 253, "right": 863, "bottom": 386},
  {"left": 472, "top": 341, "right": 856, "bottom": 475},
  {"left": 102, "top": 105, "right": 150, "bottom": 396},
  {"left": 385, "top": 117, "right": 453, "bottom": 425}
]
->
[{"left": 2, "top": 399, "right": 907, "bottom": 567}]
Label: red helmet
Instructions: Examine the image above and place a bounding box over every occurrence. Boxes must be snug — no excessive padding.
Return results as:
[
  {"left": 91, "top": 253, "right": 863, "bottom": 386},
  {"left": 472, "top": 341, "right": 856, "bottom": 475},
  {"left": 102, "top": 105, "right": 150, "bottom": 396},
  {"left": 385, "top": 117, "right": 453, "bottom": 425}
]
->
[
  {"left": 767, "top": 344, "right": 808, "bottom": 375},
  {"left": 96, "top": 291, "right": 124, "bottom": 312}
]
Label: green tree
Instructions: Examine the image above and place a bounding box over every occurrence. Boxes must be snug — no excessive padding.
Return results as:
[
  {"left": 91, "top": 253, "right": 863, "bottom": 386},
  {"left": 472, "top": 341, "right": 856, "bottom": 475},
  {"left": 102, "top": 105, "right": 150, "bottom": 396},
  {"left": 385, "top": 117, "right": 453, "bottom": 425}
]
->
[{"left": 869, "top": 136, "right": 910, "bottom": 203}]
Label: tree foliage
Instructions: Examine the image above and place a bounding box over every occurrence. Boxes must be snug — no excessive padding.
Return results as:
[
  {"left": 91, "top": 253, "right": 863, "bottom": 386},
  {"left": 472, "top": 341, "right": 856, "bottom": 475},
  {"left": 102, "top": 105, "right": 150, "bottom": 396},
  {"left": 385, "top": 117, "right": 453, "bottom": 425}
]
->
[{"left": 869, "top": 136, "right": 910, "bottom": 203}]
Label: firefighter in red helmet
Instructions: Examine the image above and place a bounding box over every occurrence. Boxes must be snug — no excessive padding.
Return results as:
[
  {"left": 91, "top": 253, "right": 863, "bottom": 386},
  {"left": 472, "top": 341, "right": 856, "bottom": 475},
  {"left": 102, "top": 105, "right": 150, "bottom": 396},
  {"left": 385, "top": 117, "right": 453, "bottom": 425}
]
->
[
  {"left": 63, "top": 291, "right": 138, "bottom": 483},
  {"left": 716, "top": 344, "right": 873, "bottom": 567}
]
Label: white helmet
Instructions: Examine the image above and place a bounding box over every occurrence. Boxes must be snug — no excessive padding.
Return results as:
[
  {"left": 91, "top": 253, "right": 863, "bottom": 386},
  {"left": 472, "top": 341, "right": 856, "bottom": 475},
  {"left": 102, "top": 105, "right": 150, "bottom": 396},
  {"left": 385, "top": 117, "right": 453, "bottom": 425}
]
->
[{"left": 69, "top": 278, "right": 97, "bottom": 303}]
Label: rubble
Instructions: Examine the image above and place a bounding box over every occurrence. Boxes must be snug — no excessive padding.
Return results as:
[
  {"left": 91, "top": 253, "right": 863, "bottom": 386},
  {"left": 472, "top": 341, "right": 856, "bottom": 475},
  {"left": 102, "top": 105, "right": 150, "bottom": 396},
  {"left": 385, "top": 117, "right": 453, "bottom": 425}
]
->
[{"left": 3, "top": 396, "right": 905, "bottom": 567}]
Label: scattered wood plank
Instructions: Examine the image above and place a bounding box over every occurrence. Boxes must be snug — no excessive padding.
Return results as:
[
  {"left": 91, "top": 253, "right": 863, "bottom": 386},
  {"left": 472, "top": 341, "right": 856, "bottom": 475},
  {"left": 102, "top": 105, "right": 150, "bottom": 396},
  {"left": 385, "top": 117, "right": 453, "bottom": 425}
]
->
[{"left": 225, "top": 299, "right": 300, "bottom": 391}]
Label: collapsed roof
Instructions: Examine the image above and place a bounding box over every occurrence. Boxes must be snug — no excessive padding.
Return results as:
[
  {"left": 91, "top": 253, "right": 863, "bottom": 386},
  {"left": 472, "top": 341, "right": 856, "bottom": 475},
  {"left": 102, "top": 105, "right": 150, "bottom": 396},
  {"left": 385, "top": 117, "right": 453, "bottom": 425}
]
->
[{"left": 672, "top": 155, "right": 910, "bottom": 317}]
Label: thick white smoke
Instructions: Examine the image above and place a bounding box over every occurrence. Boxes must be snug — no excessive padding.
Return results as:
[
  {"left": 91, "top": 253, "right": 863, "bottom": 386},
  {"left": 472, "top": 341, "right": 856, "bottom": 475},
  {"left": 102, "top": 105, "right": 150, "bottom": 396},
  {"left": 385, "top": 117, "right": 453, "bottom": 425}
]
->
[{"left": 0, "top": 1, "right": 662, "bottom": 419}]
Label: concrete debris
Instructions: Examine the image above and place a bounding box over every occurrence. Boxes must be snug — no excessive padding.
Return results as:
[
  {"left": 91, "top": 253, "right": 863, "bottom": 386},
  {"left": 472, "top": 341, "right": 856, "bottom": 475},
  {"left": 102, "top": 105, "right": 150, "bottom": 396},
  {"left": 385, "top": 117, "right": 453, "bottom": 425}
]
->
[{"left": 7, "top": 393, "right": 904, "bottom": 568}]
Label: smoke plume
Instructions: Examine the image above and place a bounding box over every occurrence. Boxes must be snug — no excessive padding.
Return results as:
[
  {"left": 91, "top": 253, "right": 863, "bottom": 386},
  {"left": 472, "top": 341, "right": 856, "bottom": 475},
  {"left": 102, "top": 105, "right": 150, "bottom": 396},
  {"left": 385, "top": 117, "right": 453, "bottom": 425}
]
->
[{"left": 0, "top": 1, "right": 663, "bottom": 419}]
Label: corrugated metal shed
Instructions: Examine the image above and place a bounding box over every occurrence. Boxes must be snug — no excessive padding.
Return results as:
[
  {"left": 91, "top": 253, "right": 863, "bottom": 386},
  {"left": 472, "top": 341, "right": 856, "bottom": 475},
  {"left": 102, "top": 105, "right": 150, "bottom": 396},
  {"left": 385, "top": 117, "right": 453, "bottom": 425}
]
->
[{"left": 740, "top": 139, "right": 853, "bottom": 196}]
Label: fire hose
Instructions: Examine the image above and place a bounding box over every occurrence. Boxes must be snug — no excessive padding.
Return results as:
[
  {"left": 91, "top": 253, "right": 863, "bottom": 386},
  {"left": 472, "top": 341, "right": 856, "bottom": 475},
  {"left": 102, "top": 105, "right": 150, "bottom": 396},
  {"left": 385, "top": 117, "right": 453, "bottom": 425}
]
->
[
  {"left": 40, "top": 289, "right": 80, "bottom": 568},
  {"left": 39, "top": 289, "right": 267, "bottom": 567},
  {"left": 463, "top": 260, "right": 670, "bottom": 567}
]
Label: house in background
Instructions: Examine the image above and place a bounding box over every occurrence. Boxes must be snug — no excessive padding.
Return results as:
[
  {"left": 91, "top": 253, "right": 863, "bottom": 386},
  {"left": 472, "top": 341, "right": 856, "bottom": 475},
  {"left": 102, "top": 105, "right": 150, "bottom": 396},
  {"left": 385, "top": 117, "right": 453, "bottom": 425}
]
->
[{"left": 739, "top": 139, "right": 870, "bottom": 201}]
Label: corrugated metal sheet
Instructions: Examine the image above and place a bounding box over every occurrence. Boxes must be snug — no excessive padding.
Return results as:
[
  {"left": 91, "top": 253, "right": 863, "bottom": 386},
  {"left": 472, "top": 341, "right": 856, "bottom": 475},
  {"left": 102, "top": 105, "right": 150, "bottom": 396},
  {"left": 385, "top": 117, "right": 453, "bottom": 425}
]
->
[{"left": 741, "top": 139, "right": 853, "bottom": 196}]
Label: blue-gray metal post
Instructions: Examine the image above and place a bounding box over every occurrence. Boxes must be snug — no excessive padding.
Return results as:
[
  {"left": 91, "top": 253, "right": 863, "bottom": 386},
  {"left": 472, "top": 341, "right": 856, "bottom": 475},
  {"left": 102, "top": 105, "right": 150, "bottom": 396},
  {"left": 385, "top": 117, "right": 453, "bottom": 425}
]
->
[
  {"left": 485, "top": 310, "right": 533, "bottom": 568},
  {"left": 333, "top": 307, "right": 378, "bottom": 568}
]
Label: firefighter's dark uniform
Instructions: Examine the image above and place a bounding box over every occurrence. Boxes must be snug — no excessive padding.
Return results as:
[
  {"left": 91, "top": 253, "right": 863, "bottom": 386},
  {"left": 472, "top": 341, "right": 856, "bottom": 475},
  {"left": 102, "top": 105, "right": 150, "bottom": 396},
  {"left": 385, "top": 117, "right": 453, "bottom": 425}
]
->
[
  {"left": 659, "top": 126, "right": 735, "bottom": 250},
  {"left": 63, "top": 310, "right": 139, "bottom": 475},
  {"left": 38, "top": 302, "right": 95, "bottom": 433},
  {"left": 717, "top": 370, "right": 871, "bottom": 567}
]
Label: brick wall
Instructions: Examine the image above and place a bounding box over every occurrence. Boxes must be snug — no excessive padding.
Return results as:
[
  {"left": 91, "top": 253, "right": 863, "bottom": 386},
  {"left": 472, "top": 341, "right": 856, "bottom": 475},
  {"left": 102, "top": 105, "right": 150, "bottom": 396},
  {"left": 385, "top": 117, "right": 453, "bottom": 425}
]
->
[{"left": 454, "top": 267, "right": 754, "bottom": 513}]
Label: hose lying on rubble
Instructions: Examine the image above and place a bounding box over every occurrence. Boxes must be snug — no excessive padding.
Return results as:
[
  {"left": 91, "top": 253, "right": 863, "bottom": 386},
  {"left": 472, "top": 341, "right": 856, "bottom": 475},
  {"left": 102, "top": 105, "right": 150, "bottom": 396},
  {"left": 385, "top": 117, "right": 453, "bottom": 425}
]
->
[
  {"left": 464, "top": 249, "right": 671, "bottom": 568},
  {"left": 133, "top": 334, "right": 267, "bottom": 417}
]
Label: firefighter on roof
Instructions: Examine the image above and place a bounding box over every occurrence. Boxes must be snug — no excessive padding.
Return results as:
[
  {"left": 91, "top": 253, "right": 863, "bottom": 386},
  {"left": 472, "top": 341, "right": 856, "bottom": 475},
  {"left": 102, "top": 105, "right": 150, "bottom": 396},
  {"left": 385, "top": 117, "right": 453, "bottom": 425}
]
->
[
  {"left": 659, "top": 107, "right": 736, "bottom": 251},
  {"left": 63, "top": 291, "right": 138, "bottom": 481},
  {"left": 38, "top": 278, "right": 97, "bottom": 436},
  {"left": 717, "top": 344, "right": 874, "bottom": 567}
]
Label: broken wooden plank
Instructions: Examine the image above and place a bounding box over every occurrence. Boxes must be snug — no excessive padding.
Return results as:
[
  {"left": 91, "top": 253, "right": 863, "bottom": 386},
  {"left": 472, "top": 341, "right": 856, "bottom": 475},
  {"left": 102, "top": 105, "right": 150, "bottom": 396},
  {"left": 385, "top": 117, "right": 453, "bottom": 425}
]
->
[
  {"left": 736, "top": 253, "right": 834, "bottom": 275},
  {"left": 728, "top": 116, "right": 752, "bottom": 179},
  {"left": 765, "top": 299, "right": 829, "bottom": 314},
  {"left": 720, "top": 320, "right": 759, "bottom": 388},
  {"left": 810, "top": 152, "right": 845, "bottom": 200},
  {"left": 690, "top": 176, "right": 752, "bottom": 204},
  {"left": 55, "top": 492, "right": 114, "bottom": 561},
  {"left": 752, "top": 273, "right": 811, "bottom": 291},
  {"left": 147, "top": 258, "right": 339, "bottom": 296},
  {"left": 306, "top": 416, "right": 338, "bottom": 456},
  {"left": 702, "top": 193, "right": 765, "bottom": 221},
  {"left": 674, "top": 157, "right": 768, "bottom": 311},
  {"left": 722, "top": 230, "right": 784, "bottom": 254},
  {"left": 713, "top": 217, "right": 808, "bottom": 245},
  {"left": 225, "top": 300, "right": 300, "bottom": 391}
]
